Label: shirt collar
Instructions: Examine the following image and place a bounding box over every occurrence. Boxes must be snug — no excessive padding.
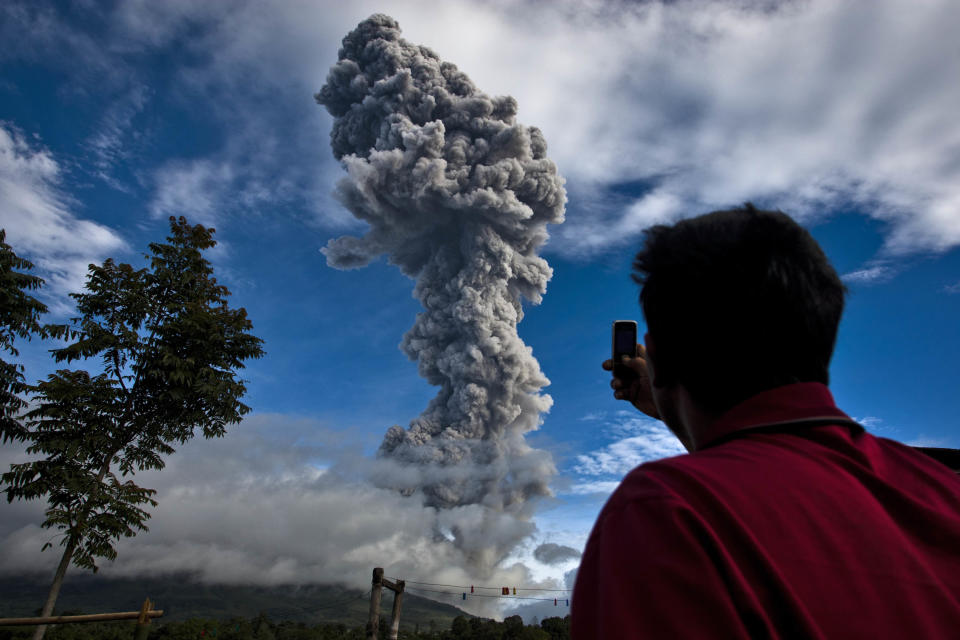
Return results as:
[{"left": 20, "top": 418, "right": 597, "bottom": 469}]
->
[{"left": 698, "top": 382, "right": 856, "bottom": 449}]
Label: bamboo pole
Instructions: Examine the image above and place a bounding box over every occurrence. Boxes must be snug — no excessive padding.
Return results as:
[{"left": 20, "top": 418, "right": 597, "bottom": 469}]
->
[
  {"left": 133, "top": 598, "right": 152, "bottom": 640},
  {"left": 0, "top": 609, "right": 163, "bottom": 626}
]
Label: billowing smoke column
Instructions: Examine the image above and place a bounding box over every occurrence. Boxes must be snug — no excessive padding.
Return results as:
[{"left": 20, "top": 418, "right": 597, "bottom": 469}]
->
[{"left": 316, "top": 16, "right": 566, "bottom": 519}]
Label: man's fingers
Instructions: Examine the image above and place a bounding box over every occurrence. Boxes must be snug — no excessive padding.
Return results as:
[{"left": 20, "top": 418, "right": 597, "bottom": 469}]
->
[
  {"left": 623, "top": 354, "right": 649, "bottom": 374},
  {"left": 610, "top": 378, "right": 622, "bottom": 390},
  {"left": 601, "top": 359, "right": 613, "bottom": 371}
]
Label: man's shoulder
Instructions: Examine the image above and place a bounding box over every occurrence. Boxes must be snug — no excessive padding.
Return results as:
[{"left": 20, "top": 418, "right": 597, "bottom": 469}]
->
[
  {"left": 609, "top": 426, "right": 960, "bottom": 514},
  {"left": 604, "top": 453, "right": 704, "bottom": 510},
  {"left": 617, "top": 440, "right": 748, "bottom": 485}
]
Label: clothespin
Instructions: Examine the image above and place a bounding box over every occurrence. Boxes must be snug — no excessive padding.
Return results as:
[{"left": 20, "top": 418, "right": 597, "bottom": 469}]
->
[
  {"left": 502, "top": 587, "right": 509, "bottom": 595},
  {"left": 513, "top": 587, "right": 517, "bottom": 595},
  {"left": 554, "top": 598, "right": 557, "bottom": 606},
  {"left": 471, "top": 585, "right": 474, "bottom": 593},
  {"left": 462, "top": 592, "right": 466, "bottom": 600}
]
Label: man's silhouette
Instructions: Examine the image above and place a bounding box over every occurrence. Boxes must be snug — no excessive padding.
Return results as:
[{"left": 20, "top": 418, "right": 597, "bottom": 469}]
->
[{"left": 572, "top": 204, "right": 960, "bottom": 639}]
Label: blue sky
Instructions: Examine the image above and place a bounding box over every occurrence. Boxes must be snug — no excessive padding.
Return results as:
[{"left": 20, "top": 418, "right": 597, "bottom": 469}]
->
[{"left": 2, "top": 0, "right": 959, "bottom": 620}]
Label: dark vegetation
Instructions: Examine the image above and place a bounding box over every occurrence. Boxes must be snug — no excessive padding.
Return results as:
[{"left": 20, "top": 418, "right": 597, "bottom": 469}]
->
[
  {"left": 0, "top": 574, "right": 463, "bottom": 628},
  {"left": 0, "top": 613, "right": 570, "bottom": 640},
  {"left": 0, "top": 575, "right": 570, "bottom": 639}
]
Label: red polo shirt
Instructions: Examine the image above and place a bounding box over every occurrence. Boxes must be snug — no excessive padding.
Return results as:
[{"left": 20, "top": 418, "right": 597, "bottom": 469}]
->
[{"left": 572, "top": 383, "right": 960, "bottom": 639}]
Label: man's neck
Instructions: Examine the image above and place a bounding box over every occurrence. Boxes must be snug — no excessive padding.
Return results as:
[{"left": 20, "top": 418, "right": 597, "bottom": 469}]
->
[{"left": 663, "top": 384, "right": 720, "bottom": 453}]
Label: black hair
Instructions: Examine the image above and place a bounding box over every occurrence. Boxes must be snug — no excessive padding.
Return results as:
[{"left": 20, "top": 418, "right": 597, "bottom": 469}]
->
[{"left": 632, "top": 203, "right": 847, "bottom": 415}]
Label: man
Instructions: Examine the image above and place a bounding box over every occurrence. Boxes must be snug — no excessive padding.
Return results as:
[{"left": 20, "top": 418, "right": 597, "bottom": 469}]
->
[{"left": 571, "top": 205, "right": 960, "bottom": 639}]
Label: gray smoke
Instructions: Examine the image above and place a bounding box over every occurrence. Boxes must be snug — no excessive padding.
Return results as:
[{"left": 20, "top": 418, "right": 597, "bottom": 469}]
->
[
  {"left": 316, "top": 15, "right": 565, "bottom": 522},
  {"left": 533, "top": 543, "right": 581, "bottom": 566}
]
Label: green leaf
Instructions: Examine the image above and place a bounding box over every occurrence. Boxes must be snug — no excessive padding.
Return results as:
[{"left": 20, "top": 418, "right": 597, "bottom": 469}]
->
[{"left": 0, "top": 229, "right": 48, "bottom": 443}]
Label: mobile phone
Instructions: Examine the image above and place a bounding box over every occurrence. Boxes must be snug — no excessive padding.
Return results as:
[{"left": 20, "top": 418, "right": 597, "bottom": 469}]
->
[{"left": 612, "top": 320, "right": 638, "bottom": 381}]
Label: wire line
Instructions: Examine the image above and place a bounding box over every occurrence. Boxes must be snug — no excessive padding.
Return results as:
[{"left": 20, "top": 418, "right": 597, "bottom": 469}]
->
[
  {"left": 388, "top": 578, "right": 570, "bottom": 592},
  {"left": 405, "top": 586, "right": 569, "bottom": 604}
]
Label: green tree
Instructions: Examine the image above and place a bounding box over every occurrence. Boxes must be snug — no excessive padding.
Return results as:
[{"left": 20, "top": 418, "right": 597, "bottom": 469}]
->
[
  {"left": 1, "top": 217, "right": 265, "bottom": 640},
  {"left": 538, "top": 616, "right": 569, "bottom": 640},
  {"left": 0, "top": 229, "right": 47, "bottom": 442},
  {"left": 502, "top": 616, "right": 523, "bottom": 638},
  {"left": 251, "top": 612, "right": 275, "bottom": 640},
  {"left": 446, "top": 616, "right": 470, "bottom": 639},
  {"left": 501, "top": 616, "right": 548, "bottom": 640}
]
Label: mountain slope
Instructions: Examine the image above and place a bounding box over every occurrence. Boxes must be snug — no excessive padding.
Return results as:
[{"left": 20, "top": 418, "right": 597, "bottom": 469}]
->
[{"left": 0, "top": 574, "right": 467, "bottom": 631}]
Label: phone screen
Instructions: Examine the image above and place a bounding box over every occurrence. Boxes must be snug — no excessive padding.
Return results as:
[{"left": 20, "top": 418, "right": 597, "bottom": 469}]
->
[
  {"left": 614, "top": 326, "right": 636, "bottom": 358},
  {"left": 612, "top": 321, "right": 638, "bottom": 379}
]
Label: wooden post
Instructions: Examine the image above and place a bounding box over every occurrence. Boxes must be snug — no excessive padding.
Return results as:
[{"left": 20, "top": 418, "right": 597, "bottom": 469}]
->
[
  {"left": 366, "top": 567, "right": 384, "bottom": 640},
  {"left": 133, "top": 598, "right": 151, "bottom": 640},
  {"left": 387, "top": 580, "right": 404, "bottom": 640}
]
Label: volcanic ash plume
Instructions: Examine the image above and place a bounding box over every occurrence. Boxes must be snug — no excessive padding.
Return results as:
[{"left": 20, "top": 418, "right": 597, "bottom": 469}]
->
[{"left": 316, "top": 15, "right": 566, "bottom": 515}]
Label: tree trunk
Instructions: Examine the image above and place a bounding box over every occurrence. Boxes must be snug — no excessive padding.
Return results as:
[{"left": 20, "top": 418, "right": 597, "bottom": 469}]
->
[
  {"left": 32, "top": 455, "right": 114, "bottom": 640},
  {"left": 31, "top": 536, "right": 77, "bottom": 640}
]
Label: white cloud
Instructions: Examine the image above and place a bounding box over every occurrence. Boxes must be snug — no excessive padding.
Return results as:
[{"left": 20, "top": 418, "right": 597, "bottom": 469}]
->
[
  {"left": 565, "top": 480, "right": 622, "bottom": 496},
  {"left": 0, "top": 4, "right": 114, "bottom": 79},
  {"left": 111, "top": 1, "right": 356, "bottom": 230},
  {"left": 905, "top": 436, "right": 955, "bottom": 448},
  {"left": 566, "top": 414, "right": 686, "bottom": 495},
  {"left": 842, "top": 263, "right": 895, "bottom": 285},
  {"left": 107, "top": 0, "right": 225, "bottom": 52},
  {"left": 853, "top": 416, "right": 883, "bottom": 430},
  {"left": 573, "top": 430, "right": 684, "bottom": 477},
  {"left": 84, "top": 84, "right": 151, "bottom": 189},
  {"left": 149, "top": 158, "right": 236, "bottom": 225},
  {"left": 0, "top": 123, "right": 127, "bottom": 308},
  {"left": 578, "top": 411, "right": 605, "bottom": 422},
  {"left": 851, "top": 415, "right": 905, "bottom": 439}
]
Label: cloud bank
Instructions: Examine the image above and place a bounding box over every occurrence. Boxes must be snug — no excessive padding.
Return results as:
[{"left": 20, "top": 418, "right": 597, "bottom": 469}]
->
[
  {"left": 0, "top": 413, "right": 567, "bottom": 618},
  {"left": 449, "top": 0, "right": 960, "bottom": 260}
]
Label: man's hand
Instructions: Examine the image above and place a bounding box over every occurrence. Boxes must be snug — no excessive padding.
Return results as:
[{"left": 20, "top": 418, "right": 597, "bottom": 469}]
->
[{"left": 603, "top": 344, "right": 661, "bottom": 419}]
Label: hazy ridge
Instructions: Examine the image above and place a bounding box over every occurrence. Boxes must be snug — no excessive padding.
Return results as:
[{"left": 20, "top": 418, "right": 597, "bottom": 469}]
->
[{"left": 0, "top": 573, "right": 467, "bottom": 630}]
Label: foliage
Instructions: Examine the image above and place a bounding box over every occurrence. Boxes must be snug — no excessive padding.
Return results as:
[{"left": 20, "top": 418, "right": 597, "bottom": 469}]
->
[
  {"left": 0, "top": 229, "right": 48, "bottom": 444},
  {"left": 1, "top": 216, "right": 265, "bottom": 574},
  {"left": 439, "top": 615, "right": 550, "bottom": 640},
  {"left": 537, "top": 617, "right": 569, "bottom": 640},
  {"left": 0, "top": 613, "right": 570, "bottom": 640}
]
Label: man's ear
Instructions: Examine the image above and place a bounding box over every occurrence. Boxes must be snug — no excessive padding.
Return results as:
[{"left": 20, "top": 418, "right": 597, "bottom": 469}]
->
[{"left": 644, "top": 332, "right": 675, "bottom": 388}]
